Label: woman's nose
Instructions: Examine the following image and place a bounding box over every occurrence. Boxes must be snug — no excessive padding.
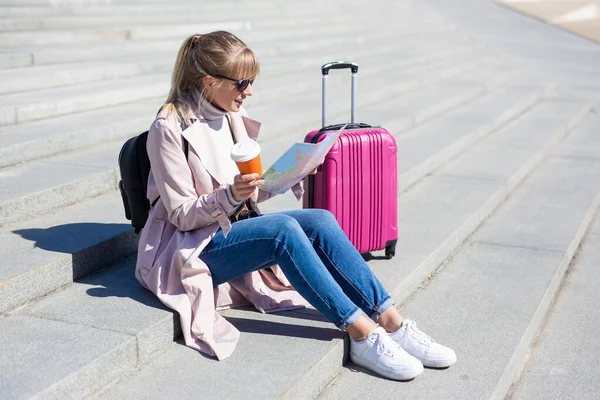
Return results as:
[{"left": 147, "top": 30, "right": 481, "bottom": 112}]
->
[{"left": 243, "top": 82, "right": 253, "bottom": 96}]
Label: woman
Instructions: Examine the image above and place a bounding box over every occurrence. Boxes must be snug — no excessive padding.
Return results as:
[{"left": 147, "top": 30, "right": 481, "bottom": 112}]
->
[{"left": 137, "top": 31, "right": 456, "bottom": 381}]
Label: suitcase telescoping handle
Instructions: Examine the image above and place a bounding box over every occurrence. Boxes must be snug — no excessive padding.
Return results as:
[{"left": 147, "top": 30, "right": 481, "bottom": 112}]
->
[{"left": 321, "top": 61, "right": 358, "bottom": 128}]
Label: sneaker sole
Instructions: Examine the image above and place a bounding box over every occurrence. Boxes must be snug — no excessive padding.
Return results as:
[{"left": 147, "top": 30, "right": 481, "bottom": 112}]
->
[
  {"left": 422, "top": 355, "right": 457, "bottom": 369},
  {"left": 350, "top": 353, "right": 424, "bottom": 381}
]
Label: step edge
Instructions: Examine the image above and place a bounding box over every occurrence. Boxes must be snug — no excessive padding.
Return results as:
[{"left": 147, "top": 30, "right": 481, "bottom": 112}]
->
[
  {"left": 0, "top": 169, "right": 118, "bottom": 226},
  {"left": 0, "top": 114, "right": 151, "bottom": 168},
  {"left": 32, "top": 334, "right": 138, "bottom": 400}
]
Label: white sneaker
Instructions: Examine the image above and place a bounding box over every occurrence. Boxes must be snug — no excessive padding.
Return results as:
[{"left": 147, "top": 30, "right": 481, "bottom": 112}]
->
[
  {"left": 389, "top": 319, "right": 457, "bottom": 368},
  {"left": 349, "top": 327, "right": 424, "bottom": 381}
]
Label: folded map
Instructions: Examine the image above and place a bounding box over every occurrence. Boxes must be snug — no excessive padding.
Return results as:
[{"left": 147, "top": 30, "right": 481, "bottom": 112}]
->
[{"left": 259, "top": 124, "right": 347, "bottom": 194}]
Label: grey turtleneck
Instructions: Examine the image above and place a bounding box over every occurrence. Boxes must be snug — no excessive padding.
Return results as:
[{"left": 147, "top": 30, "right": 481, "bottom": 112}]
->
[{"left": 191, "top": 93, "right": 243, "bottom": 207}]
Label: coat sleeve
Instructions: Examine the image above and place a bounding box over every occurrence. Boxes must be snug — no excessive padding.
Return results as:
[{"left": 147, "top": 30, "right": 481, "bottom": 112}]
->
[{"left": 147, "top": 116, "right": 238, "bottom": 232}]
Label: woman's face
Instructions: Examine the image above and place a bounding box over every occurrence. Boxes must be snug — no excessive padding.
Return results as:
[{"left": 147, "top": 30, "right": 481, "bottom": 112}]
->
[{"left": 207, "top": 76, "right": 254, "bottom": 113}]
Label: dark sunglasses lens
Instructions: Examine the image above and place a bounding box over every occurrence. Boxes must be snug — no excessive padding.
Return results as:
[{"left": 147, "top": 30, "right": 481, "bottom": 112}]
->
[{"left": 237, "top": 79, "right": 253, "bottom": 92}]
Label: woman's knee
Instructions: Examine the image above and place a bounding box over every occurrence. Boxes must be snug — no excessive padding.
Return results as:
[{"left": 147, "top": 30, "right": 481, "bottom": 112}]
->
[
  {"left": 304, "top": 208, "right": 339, "bottom": 229},
  {"left": 314, "top": 208, "right": 337, "bottom": 221},
  {"left": 271, "top": 214, "right": 305, "bottom": 237},
  {"left": 267, "top": 214, "right": 313, "bottom": 258}
]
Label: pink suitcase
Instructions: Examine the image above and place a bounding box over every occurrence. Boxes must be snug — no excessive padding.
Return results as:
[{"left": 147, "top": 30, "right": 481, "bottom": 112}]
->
[{"left": 303, "top": 62, "right": 398, "bottom": 259}]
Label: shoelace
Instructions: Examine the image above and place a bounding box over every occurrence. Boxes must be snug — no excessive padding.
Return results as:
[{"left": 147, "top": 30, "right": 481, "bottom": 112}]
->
[
  {"left": 372, "top": 330, "right": 397, "bottom": 358},
  {"left": 405, "top": 320, "right": 434, "bottom": 345}
]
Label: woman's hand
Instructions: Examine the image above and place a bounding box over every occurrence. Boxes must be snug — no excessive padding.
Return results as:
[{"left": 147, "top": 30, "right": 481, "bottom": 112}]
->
[
  {"left": 231, "top": 173, "right": 264, "bottom": 202},
  {"left": 309, "top": 160, "right": 324, "bottom": 175}
]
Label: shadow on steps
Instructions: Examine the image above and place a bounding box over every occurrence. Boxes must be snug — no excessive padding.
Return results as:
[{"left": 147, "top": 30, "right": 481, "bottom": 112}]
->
[
  {"left": 226, "top": 315, "right": 341, "bottom": 341},
  {"left": 13, "top": 222, "right": 138, "bottom": 280}
]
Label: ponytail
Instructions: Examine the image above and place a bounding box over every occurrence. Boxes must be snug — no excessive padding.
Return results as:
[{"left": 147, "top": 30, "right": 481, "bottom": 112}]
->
[{"left": 167, "top": 35, "right": 202, "bottom": 104}]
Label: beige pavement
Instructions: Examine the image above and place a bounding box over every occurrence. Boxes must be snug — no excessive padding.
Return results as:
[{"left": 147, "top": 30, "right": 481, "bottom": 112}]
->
[{"left": 496, "top": 0, "right": 600, "bottom": 43}]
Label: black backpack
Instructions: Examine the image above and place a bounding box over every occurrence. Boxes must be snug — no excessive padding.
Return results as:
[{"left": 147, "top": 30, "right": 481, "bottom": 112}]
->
[{"left": 118, "top": 108, "right": 188, "bottom": 234}]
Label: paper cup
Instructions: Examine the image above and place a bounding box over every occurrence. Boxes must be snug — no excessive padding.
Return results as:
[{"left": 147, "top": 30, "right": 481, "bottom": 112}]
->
[{"left": 230, "top": 139, "right": 263, "bottom": 176}]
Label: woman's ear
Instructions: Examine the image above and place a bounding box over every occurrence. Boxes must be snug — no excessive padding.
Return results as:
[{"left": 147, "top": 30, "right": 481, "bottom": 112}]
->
[{"left": 203, "top": 75, "right": 217, "bottom": 93}]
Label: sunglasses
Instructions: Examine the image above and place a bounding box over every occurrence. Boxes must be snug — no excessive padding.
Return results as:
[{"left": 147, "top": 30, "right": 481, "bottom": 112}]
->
[{"left": 215, "top": 74, "right": 255, "bottom": 92}]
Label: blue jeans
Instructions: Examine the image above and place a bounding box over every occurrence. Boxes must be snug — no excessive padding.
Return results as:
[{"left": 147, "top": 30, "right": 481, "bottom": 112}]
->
[{"left": 199, "top": 209, "right": 395, "bottom": 330}]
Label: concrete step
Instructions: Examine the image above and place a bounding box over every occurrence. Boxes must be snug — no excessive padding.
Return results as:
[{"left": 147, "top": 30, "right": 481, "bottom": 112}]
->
[
  {"left": 0, "top": 48, "right": 490, "bottom": 167},
  {"left": 0, "top": 140, "right": 123, "bottom": 226},
  {"left": 511, "top": 215, "right": 600, "bottom": 400},
  {"left": 0, "top": 191, "right": 137, "bottom": 315},
  {"left": 0, "top": 58, "right": 174, "bottom": 95},
  {"left": 0, "top": 20, "right": 250, "bottom": 48},
  {"left": 0, "top": 73, "right": 170, "bottom": 126},
  {"left": 0, "top": 40, "right": 179, "bottom": 69},
  {"left": 0, "top": 312, "right": 138, "bottom": 399},
  {"left": 84, "top": 100, "right": 593, "bottom": 400},
  {"left": 0, "top": 12, "right": 306, "bottom": 32},
  {"left": 0, "top": 60, "right": 515, "bottom": 227},
  {"left": 317, "top": 110, "right": 600, "bottom": 400},
  {"left": 393, "top": 83, "right": 555, "bottom": 191},
  {"left": 0, "top": 97, "right": 160, "bottom": 168}
]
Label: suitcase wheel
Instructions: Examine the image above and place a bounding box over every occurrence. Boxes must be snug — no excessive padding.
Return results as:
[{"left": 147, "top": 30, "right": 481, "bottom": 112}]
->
[
  {"left": 385, "top": 244, "right": 396, "bottom": 259},
  {"left": 384, "top": 239, "right": 397, "bottom": 260}
]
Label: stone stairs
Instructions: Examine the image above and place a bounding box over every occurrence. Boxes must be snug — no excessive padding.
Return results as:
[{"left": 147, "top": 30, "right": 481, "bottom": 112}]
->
[{"left": 1, "top": 0, "right": 600, "bottom": 399}]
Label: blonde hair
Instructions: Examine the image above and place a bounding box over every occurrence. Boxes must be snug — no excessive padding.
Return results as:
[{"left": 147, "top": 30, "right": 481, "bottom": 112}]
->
[{"left": 164, "top": 31, "right": 259, "bottom": 115}]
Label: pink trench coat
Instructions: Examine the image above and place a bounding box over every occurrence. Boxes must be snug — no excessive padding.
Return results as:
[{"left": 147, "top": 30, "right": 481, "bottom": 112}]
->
[{"left": 135, "top": 96, "right": 308, "bottom": 360}]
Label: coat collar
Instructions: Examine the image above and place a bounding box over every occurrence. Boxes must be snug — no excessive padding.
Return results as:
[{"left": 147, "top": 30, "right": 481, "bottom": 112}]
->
[{"left": 178, "top": 96, "right": 262, "bottom": 185}]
